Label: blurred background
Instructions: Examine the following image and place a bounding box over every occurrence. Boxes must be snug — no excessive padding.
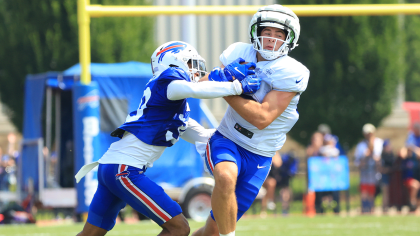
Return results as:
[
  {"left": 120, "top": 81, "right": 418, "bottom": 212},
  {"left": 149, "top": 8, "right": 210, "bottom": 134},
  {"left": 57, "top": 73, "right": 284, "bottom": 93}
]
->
[{"left": 1, "top": 0, "right": 420, "bottom": 228}]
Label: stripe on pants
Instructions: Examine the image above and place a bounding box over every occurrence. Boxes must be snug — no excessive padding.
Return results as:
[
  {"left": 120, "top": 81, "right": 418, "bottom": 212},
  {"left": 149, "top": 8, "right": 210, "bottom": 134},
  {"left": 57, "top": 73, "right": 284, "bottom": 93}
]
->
[
  {"left": 205, "top": 141, "right": 214, "bottom": 174},
  {"left": 118, "top": 165, "right": 172, "bottom": 222}
]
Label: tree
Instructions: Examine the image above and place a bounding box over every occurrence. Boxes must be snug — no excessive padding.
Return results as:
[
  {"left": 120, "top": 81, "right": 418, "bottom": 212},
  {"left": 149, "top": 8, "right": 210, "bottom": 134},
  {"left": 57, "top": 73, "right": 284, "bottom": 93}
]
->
[
  {"left": 0, "top": 0, "right": 155, "bottom": 132},
  {"left": 405, "top": 0, "right": 420, "bottom": 102},
  {"left": 280, "top": 0, "right": 405, "bottom": 148}
]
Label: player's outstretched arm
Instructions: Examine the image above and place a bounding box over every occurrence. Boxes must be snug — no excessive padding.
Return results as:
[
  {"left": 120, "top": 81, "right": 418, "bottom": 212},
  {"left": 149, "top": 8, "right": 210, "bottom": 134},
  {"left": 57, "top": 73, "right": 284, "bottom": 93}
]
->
[
  {"left": 224, "top": 90, "right": 296, "bottom": 130},
  {"left": 167, "top": 80, "right": 243, "bottom": 100},
  {"left": 167, "top": 74, "right": 261, "bottom": 100}
]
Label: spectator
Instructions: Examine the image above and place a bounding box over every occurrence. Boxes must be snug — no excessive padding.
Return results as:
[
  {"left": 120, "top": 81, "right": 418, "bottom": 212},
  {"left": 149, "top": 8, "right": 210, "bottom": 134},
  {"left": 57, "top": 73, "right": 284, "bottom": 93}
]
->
[
  {"left": 7, "top": 133, "right": 18, "bottom": 158},
  {"left": 405, "top": 122, "right": 420, "bottom": 213},
  {"left": 306, "top": 132, "right": 323, "bottom": 193},
  {"left": 400, "top": 147, "right": 420, "bottom": 212},
  {"left": 318, "top": 124, "right": 331, "bottom": 135},
  {"left": 318, "top": 123, "right": 346, "bottom": 155},
  {"left": 304, "top": 132, "right": 324, "bottom": 215},
  {"left": 0, "top": 147, "right": 6, "bottom": 190},
  {"left": 0, "top": 151, "right": 17, "bottom": 192},
  {"left": 0, "top": 133, "right": 19, "bottom": 192},
  {"left": 307, "top": 132, "right": 323, "bottom": 157},
  {"left": 389, "top": 147, "right": 409, "bottom": 211},
  {"left": 319, "top": 134, "right": 340, "bottom": 158},
  {"left": 354, "top": 123, "right": 383, "bottom": 213},
  {"left": 260, "top": 152, "right": 281, "bottom": 217},
  {"left": 277, "top": 151, "right": 298, "bottom": 215},
  {"left": 261, "top": 151, "right": 298, "bottom": 217},
  {"left": 406, "top": 122, "right": 420, "bottom": 157},
  {"left": 380, "top": 139, "right": 395, "bottom": 213},
  {"left": 314, "top": 134, "right": 340, "bottom": 214},
  {"left": 6, "top": 132, "right": 19, "bottom": 162}
]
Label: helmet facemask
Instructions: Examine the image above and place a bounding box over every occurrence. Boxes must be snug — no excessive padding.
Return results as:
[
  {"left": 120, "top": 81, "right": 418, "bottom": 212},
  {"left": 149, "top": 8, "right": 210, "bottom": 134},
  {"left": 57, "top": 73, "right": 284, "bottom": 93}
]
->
[
  {"left": 251, "top": 23, "right": 296, "bottom": 60},
  {"left": 187, "top": 58, "right": 207, "bottom": 82}
]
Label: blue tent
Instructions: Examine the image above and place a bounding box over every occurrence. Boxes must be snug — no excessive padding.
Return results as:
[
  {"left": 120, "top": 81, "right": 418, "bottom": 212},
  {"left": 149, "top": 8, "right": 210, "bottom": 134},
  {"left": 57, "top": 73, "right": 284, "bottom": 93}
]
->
[{"left": 22, "top": 62, "right": 217, "bottom": 207}]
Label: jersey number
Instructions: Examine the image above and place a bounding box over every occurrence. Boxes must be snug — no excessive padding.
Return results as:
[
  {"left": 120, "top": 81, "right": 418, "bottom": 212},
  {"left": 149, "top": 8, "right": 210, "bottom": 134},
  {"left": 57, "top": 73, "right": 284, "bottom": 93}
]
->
[{"left": 125, "top": 87, "right": 151, "bottom": 122}]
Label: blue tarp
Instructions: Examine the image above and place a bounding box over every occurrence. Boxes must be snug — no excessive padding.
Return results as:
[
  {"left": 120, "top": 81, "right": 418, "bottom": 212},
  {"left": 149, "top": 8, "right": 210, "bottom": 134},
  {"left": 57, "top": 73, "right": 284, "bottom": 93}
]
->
[
  {"left": 22, "top": 61, "right": 213, "bottom": 192},
  {"left": 63, "top": 61, "right": 152, "bottom": 77}
]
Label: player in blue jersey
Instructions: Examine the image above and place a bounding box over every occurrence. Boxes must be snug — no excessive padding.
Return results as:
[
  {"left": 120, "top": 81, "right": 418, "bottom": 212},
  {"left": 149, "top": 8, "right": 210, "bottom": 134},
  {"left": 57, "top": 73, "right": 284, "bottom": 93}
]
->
[
  {"left": 75, "top": 41, "right": 260, "bottom": 236},
  {"left": 192, "top": 5, "right": 309, "bottom": 236}
]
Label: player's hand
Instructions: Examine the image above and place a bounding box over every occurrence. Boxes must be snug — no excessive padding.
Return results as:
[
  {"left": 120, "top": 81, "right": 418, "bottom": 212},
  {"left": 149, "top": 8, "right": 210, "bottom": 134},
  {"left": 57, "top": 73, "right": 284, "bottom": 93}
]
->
[
  {"left": 208, "top": 58, "right": 256, "bottom": 82},
  {"left": 241, "top": 75, "right": 261, "bottom": 95},
  {"left": 208, "top": 67, "right": 230, "bottom": 82},
  {"left": 224, "top": 58, "right": 256, "bottom": 81}
]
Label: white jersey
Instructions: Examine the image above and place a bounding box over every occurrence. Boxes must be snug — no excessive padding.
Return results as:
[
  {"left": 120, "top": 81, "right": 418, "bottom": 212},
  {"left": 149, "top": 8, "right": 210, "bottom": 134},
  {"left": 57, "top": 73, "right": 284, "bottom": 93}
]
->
[{"left": 218, "top": 42, "right": 310, "bottom": 157}]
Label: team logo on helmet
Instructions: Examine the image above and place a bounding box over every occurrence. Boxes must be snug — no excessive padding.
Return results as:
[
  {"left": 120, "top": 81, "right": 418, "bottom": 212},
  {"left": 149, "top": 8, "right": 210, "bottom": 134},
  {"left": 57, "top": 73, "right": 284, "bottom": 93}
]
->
[{"left": 156, "top": 42, "right": 187, "bottom": 63}]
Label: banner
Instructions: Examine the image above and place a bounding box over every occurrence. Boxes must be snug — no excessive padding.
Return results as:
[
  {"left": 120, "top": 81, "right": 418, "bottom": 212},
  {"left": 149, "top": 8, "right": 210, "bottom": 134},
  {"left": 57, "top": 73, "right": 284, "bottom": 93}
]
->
[
  {"left": 73, "top": 82, "right": 101, "bottom": 213},
  {"left": 307, "top": 155, "right": 350, "bottom": 192}
]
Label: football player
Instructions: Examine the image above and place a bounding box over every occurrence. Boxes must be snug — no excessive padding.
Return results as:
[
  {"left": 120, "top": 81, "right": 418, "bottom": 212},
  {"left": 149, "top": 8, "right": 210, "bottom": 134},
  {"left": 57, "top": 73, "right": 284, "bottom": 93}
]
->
[
  {"left": 192, "top": 5, "right": 310, "bottom": 236},
  {"left": 75, "top": 41, "right": 259, "bottom": 236}
]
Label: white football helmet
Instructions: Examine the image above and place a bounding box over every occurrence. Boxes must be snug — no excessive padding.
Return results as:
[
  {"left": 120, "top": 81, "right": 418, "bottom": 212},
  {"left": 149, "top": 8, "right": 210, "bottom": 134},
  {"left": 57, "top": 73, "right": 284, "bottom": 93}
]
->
[
  {"left": 151, "top": 41, "right": 206, "bottom": 82},
  {"left": 248, "top": 4, "right": 300, "bottom": 60}
]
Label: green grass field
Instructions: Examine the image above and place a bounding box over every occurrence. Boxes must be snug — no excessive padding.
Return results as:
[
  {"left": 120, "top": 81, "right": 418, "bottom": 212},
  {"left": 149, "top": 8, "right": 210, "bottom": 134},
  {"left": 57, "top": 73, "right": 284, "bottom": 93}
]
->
[{"left": 1, "top": 215, "right": 419, "bottom": 236}]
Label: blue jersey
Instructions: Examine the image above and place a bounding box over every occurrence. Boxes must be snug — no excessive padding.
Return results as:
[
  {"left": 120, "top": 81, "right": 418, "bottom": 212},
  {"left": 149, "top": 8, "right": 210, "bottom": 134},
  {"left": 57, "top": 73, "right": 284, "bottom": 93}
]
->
[
  {"left": 402, "top": 153, "right": 419, "bottom": 180},
  {"left": 117, "top": 67, "right": 191, "bottom": 147}
]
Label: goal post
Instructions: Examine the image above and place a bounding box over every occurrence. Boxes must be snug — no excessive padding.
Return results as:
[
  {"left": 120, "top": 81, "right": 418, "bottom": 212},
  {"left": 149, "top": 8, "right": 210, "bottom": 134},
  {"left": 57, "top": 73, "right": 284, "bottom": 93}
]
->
[
  {"left": 77, "top": 0, "right": 420, "bottom": 84},
  {"left": 87, "top": 4, "right": 420, "bottom": 17}
]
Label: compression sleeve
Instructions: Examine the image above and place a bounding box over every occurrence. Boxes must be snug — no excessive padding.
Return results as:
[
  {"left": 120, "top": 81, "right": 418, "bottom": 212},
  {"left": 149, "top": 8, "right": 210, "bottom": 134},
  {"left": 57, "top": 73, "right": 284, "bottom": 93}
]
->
[
  {"left": 180, "top": 118, "right": 216, "bottom": 144},
  {"left": 167, "top": 80, "right": 243, "bottom": 100}
]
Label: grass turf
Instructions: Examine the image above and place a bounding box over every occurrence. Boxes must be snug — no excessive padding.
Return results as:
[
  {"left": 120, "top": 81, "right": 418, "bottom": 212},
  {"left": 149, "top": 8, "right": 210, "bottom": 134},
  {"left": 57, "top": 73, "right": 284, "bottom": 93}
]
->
[{"left": 0, "top": 215, "right": 419, "bottom": 236}]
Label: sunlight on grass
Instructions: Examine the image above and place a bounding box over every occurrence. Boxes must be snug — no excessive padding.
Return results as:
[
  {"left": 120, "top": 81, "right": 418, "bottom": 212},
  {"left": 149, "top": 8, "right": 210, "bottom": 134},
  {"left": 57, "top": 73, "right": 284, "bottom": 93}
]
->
[{"left": 1, "top": 215, "right": 419, "bottom": 236}]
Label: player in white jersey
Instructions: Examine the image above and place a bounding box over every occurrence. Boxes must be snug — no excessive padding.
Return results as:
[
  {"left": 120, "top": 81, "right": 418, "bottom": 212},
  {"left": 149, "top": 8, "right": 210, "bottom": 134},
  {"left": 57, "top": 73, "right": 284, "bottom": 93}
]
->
[
  {"left": 192, "top": 5, "right": 309, "bottom": 236},
  {"left": 75, "top": 41, "right": 259, "bottom": 236}
]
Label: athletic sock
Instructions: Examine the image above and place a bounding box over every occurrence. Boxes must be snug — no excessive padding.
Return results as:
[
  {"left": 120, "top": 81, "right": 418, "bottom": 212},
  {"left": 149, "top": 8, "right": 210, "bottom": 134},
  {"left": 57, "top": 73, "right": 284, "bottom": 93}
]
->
[{"left": 220, "top": 231, "right": 235, "bottom": 236}]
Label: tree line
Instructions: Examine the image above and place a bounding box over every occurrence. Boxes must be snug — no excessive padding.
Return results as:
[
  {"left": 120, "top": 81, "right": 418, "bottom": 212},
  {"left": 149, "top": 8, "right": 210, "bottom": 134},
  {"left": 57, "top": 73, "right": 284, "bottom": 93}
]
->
[{"left": 0, "top": 0, "right": 155, "bottom": 132}]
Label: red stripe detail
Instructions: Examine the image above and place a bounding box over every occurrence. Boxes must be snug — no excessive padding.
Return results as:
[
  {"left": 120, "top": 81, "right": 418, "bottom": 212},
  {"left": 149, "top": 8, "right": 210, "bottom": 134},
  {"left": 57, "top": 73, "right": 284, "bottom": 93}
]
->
[
  {"left": 116, "top": 173, "right": 127, "bottom": 177},
  {"left": 120, "top": 164, "right": 126, "bottom": 172},
  {"left": 156, "top": 45, "right": 184, "bottom": 56},
  {"left": 206, "top": 143, "right": 213, "bottom": 172},
  {"left": 121, "top": 178, "right": 170, "bottom": 222}
]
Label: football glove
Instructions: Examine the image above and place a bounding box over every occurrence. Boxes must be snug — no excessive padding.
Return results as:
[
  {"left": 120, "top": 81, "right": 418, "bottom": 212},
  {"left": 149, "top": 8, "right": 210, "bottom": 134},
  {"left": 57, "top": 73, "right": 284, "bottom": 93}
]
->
[
  {"left": 241, "top": 75, "right": 261, "bottom": 95},
  {"left": 208, "top": 67, "right": 230, "bottom": 82},
  {"left": 224, "top": 58, "right": 257, "bottom": 81},
  {"left": 208, "top": 58, "right": 257, "bottom": 82}
]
